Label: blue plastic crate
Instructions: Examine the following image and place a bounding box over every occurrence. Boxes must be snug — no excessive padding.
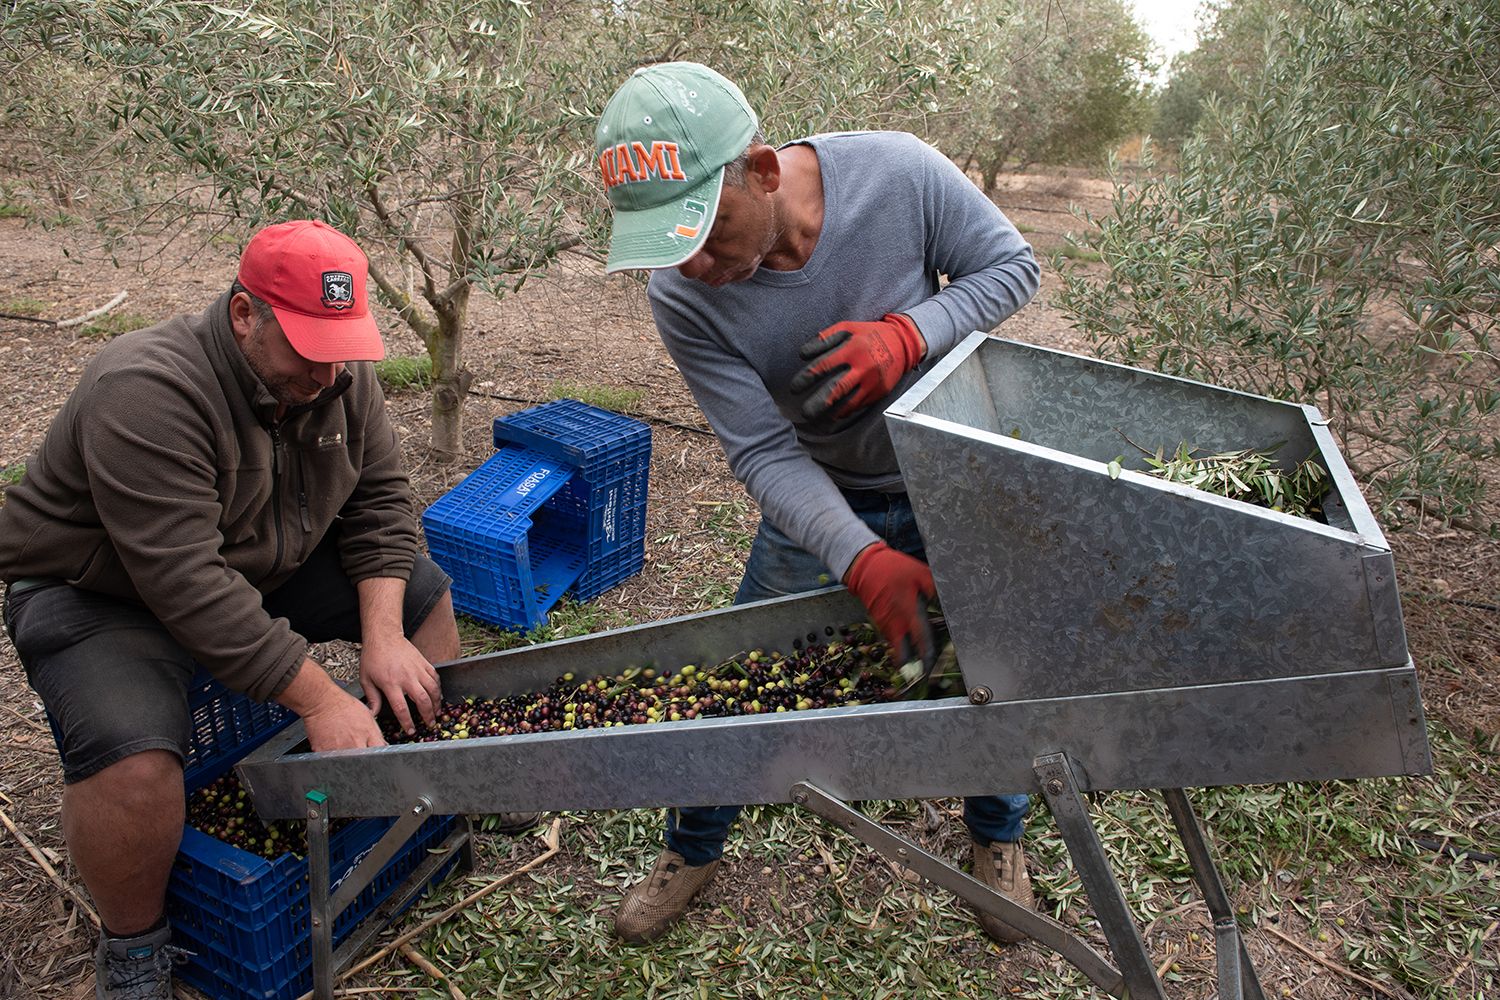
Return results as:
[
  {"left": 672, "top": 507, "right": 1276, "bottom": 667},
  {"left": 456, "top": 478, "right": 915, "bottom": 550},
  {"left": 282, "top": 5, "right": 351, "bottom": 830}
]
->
[
  {"left": 425, "top": 401, "right": 651, "bottom": 629},
  {"left": 42, "top": 675, "right": 458, "bottom": 1000},
  {"left": 170, "top": 811, "right": 460, "bottom": 1000},
  {"left": 423, "top": 446, "right": 590, "bottom": 629},
  {"left": 492, "top": 400, "right": 651, "bottom": 602},
  {"left": 493, "top": 398, "right": 652, "bottom": 473},
  {"left": 184, "top": 670, "right": 296, "bottom": 792}
]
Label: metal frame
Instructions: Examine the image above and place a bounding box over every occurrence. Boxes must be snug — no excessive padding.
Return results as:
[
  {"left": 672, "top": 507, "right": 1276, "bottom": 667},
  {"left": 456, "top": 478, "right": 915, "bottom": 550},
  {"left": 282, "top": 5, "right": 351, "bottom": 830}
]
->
[
  {"left": 795, "top": 764, "right": 1266, "bottom": 999},
  {"left": 237, "top": 594, "right": 1427, "bottom": 822},
  {"left": 237, "top": 587, "right": 1427, "bottom": 997},
  {"left": 233, "top": 335, "right": 1433, "bottom": 996},
  {"left": 304, "top": 793, "right": 473, "bottom": 1000},
  {"left": 884, "top": 334, "right": 1411, "bottom": 704}
]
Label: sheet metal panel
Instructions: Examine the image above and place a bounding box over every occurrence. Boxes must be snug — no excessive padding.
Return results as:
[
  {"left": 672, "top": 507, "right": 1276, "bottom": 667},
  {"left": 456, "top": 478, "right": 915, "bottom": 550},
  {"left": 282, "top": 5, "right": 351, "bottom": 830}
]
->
[
  {"left": 885, "top": 334, "right": 1413, "bottom": 702},
  {"left": 239, "top": 662, "right": 1428, "bottom": 820}
]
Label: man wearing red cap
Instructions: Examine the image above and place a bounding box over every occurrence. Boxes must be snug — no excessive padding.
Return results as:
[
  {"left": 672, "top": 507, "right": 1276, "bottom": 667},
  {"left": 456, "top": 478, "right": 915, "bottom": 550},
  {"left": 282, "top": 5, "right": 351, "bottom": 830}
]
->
[{"left": 0, "top": 220, "right": 457, "bottom": 998}]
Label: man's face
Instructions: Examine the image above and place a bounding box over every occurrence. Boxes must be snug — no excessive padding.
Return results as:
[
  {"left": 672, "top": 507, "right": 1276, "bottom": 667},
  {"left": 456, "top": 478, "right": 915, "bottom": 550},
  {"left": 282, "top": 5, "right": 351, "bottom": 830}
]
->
[
  {"left": 675, "top": 179, "right": 778, "bottom": 287},
  {"left": 237, "top": 304, "right": 345, "bottom": 408}
]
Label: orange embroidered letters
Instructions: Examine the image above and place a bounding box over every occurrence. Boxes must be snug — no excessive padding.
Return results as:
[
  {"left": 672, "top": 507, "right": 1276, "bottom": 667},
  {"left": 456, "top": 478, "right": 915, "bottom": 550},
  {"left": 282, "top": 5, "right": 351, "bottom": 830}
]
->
[{"left": 600, "top": 141, "right": 688, "bottom": 191}]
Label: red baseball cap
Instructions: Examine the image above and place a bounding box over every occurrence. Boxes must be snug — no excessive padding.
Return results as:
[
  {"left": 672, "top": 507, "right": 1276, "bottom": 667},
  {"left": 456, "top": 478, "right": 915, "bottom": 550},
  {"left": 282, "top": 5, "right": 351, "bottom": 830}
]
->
[{"left": 236, "top": 220, "right": 385, "bottom": 362}]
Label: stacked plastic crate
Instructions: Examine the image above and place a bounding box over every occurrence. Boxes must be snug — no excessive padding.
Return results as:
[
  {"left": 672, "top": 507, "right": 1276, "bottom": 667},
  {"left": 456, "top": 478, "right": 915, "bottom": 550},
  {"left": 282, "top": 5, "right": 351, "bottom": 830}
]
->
[
  {"left": 49, "top": 671, "right": 460, "bottom": 1000},
  {"left": 423, "top": 399, "right": 651, "bottom": 629}
]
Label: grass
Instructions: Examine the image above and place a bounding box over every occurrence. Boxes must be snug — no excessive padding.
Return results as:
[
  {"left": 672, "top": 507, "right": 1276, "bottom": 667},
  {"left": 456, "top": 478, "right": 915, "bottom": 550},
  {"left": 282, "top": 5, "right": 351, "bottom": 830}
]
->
[
  {"left": 1, "top": 297, "right": 48, "bottom": 317},
  {"left": 1, "top": 463, "right": 25, "bottom": 487},
  {"left": 457, "top": 598, "right": 638, "bottom": 657},
  {"left": 548, "top": 381, "right": 646, "bottom": 414},
  {"left": 1053, "top": 242, "right": 1103, "bottom": 263},
  {"left": 652, "top": 497, "right": 757, "bottom": 610},
  {"left": 0, "top": 201, "right": 28, "bottom": 220},
  {"left": 81, "top": 310, "right": 151, "bottom": 338},
  {"left": 375, "top": 354, "right": 434, "bottom": 392}
]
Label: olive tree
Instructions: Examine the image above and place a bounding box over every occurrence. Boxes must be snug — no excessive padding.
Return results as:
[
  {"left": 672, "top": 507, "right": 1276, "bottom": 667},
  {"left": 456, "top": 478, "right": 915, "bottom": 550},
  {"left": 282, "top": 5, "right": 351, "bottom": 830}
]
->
[
  {"left": 1151, "top": 0, "right": 1293, "bottom": 150},
  {"left": 3, "top": 0, "right": 990, "bottom": 459},
  {"left": 937, "top": 0, "right": 1155, "bottom": 185},
  {"left": 604, "top": 0, "right": 984, "bottom": 141},
  {"left": 5, "top": 0, "right": 610, "bottom": 460},
  {"left": 1058, "top": 0, "right": 1500, "bottom": 531}
]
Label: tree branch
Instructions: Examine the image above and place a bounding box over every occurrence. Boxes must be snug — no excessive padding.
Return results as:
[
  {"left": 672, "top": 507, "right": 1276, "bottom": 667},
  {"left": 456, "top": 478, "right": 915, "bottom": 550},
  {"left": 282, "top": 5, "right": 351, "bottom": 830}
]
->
[
  {"left": 368, "top": 260, "right": 437, "bottom": 342},
  {"left": 57, "top": 290, "right": 129, "bottom": 329},
  {"left": 366, "top": 181, "right": 440, "bottom": 306}
]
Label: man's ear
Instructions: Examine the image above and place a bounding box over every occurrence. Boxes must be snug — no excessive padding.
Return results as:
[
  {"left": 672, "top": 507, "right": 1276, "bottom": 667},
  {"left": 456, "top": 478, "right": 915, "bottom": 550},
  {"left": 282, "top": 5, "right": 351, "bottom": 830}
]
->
[
  {"left": 745, "top": 145, "right": 782, "bottom": 194},
  {"left": 228, "top": 291, "right": 256, "bottom": 344}
]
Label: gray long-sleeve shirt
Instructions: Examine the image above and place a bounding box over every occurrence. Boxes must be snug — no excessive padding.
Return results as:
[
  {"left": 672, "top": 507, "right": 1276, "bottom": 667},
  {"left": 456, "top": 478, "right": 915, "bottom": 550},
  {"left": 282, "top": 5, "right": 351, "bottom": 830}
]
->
[{"left": 648, "top": 131, "right": 1039, "bottom": 580}]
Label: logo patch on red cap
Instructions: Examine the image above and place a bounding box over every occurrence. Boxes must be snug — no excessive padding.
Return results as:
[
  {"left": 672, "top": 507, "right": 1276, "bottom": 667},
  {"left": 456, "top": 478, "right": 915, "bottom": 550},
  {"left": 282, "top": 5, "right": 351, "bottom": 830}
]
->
[{"left": 321, "top": 271, "right": 354, "bottom": 310}]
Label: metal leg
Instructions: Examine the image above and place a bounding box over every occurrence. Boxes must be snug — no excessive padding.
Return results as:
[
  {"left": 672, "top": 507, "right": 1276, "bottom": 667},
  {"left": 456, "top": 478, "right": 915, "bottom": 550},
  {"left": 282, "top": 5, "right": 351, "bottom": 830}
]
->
[
  {"left": 306, "top": 791, "right": 335, "bottom": 1000},
  {"left": 330, "top": 798, "right": 434, "bottom": 917},
  {"left": 1161, "top": 789, "right": 1266, "bottom": 1000},
  {"left": 458, "top": 814, "right": 476, "bottom": 874},
  {"left": 791, "top": 781, "right": 1126, "bottom": 998},
  {"left": 329, "top": 819, "right": 473, "bottom": 975},
  {"left": 1035, "top": 753, "right": 1168, "bottom": 1000},
  {"left": 306, "top": 792, "right": 471, "bottom": 1000}
]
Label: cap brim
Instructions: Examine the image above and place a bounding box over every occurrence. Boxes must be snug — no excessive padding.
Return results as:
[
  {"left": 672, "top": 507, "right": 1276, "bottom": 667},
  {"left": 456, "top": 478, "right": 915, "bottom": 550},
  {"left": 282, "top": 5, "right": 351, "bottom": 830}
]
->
[
  {"left": 605, "top": 169, "right": 725, "bottom": 274},
  {"left": 272, "top": 306, "right": 385, "bottom": 363}
]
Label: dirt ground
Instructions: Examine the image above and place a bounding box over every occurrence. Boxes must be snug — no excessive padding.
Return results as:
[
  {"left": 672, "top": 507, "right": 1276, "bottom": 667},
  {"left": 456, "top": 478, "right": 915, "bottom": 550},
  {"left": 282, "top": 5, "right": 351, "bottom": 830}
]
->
[{"left": 0, "top": 169, "right": 1496, "bottom": 999}]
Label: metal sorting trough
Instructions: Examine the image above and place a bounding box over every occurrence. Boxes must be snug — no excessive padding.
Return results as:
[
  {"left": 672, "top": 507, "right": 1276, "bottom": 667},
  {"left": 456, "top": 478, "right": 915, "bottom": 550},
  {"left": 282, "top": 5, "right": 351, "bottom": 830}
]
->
[
  {"left": 887, "top": 333, "right": 1414, "bottom": 704},
  {"left": 239, "top": 333, "right": 1432, "bottom": 1000}
]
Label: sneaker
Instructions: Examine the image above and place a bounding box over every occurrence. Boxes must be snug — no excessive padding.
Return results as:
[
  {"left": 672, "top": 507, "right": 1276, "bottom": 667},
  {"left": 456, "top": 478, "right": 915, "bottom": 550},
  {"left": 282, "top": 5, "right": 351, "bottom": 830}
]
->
[
  {"left": 95, "top": 923, "right": 191, "bottom": 999},
  {"left": 971, "top": 838, "right": 1035, "bottom": 944},
  {"left": 481, "top": 811, "right": 542, "bottom": 835},
  {"left": 614, "top": 849, "right": 721, "bottom": 944}
]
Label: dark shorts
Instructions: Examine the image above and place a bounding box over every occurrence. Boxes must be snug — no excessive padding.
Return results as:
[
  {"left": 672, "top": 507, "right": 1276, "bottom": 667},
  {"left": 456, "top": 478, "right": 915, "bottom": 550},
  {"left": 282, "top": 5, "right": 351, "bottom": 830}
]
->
[{"left": 3, "top": 537, "right": 451, "bottom": 784}]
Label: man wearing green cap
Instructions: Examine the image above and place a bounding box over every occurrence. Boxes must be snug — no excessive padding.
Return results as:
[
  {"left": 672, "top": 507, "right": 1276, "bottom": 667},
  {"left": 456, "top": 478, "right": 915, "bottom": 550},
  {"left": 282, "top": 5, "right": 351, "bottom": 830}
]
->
[{"left": 595, "top": 62, "right": 1041, "bottom": 945}]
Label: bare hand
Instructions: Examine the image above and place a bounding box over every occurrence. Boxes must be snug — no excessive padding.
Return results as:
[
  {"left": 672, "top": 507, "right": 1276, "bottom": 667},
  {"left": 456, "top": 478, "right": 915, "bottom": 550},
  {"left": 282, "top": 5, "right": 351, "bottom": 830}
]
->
[
  {"left": 359, "top": 635, "right": 442, "bottom": 735},
  {"left": 276, "top": 658, "right": 387, "bottom": 752},
  {"left": 300, "top": 690, "right": 386, "bottom": 752}
]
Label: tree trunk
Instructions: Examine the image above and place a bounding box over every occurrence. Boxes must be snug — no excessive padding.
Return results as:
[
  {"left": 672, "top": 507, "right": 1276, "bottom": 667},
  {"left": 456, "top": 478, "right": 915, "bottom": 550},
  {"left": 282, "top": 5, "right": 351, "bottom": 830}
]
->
[
  {"left": 982, "top": 155, "right": 1003, "bottom": 193},
  {"left": 427, "top": 181, "right": 480, "bottom": 463},
  {"left": 427, "top": 281, "right": 472, "bottom": 463}
]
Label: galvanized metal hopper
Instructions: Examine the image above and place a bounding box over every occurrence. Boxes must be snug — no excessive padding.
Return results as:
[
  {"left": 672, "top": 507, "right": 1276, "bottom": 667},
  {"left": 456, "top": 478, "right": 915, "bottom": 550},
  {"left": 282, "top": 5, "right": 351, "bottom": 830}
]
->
[
  {"left": 240, "top": 333, "right": 1431, "bottom": 1000},
  {"left": 886, "top": 333, "right": 1412, "bottom": 705}
]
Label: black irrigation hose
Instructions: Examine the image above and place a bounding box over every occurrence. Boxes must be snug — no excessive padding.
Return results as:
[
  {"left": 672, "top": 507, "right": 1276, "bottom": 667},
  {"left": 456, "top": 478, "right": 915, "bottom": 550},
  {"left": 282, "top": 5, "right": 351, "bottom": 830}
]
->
[
  {"left": 1402, "top": 591, "right": 1500, "bottom": 614},
  {"left": 1410, "top": 836, "right": 1499, "bottom": 865},
  {"left": 469, "top": 389, "right": 715, "bottom": 437}
]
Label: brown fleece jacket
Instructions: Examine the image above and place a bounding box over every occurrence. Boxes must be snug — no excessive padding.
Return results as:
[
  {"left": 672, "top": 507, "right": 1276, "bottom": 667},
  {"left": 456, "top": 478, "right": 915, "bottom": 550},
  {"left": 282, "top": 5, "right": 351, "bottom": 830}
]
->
[{"left": 0, "top": 291, "right": 419, "bottom": 701}]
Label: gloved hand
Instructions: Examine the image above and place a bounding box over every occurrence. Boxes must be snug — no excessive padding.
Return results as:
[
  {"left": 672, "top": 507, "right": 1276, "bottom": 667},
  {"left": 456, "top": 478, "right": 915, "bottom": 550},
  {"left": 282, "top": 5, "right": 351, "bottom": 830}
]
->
[
  {"left": 790, "top": 313, "right": 926, "bottom": 424},
  {"left": 844, "top": 541, "right": 937, "bottom": 666}
]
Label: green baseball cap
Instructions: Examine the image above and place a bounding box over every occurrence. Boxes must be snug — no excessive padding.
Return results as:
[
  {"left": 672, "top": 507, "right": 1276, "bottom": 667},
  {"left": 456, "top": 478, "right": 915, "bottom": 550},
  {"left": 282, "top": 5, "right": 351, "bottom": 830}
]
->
[{"left": 595, "top": 62, "right": 758, "bottom": 273}]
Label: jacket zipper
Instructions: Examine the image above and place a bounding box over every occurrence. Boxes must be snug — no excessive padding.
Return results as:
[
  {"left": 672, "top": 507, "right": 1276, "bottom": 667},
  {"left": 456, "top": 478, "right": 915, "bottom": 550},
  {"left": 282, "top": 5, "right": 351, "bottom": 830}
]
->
[
  {"left": 269, "top": 424, "right": 286, "bottom": 578},
  {"left": 297, "top": 454, "right": 312, "bottom": 533}
]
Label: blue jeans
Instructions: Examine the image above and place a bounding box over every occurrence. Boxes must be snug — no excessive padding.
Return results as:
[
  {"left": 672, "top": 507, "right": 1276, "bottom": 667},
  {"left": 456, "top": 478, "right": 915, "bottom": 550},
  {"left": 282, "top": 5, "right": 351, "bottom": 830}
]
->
[{"left": 665, "top": 489, "right": 1030, "bottom": 865}]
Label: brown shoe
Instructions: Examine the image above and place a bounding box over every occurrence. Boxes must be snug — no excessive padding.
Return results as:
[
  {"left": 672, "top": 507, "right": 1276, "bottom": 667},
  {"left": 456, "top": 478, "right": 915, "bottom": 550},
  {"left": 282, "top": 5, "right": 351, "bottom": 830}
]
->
[
  {"left": 971, "top": 838, "right": 1035, "bottom": 944},
  {"left": 614, "top": 849, "right": 721, "bottom": 944}
]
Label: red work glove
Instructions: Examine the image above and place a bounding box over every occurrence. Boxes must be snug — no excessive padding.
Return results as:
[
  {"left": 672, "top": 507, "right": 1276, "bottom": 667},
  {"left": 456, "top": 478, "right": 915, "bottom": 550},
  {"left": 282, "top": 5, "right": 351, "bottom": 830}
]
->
[
  {"left": 790, "top": 313, "right": 926, "bottom": 424},
  {"left": 844, "top": 542, "right": 937, "bottom": 666}
]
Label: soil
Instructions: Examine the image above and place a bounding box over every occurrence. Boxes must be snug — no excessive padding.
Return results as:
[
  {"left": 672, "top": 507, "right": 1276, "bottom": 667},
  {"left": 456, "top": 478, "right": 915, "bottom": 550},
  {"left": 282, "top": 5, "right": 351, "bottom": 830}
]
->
[{"left": 0, "top": 169, "right": 1495, "bottom": 999}]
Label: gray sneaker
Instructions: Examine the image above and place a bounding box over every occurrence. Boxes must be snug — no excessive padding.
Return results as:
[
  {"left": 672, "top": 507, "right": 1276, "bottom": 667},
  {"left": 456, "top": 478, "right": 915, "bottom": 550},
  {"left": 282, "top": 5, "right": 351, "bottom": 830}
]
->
[{"left": 95, "top": 923, "right": 191, "bottom": 999}]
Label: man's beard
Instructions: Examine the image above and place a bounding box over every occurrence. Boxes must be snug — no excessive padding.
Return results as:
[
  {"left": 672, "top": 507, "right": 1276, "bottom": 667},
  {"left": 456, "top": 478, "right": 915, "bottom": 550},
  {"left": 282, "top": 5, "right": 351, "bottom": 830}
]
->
[{"left": 243, "top": 321, "right": 324, "bottom": 408}]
